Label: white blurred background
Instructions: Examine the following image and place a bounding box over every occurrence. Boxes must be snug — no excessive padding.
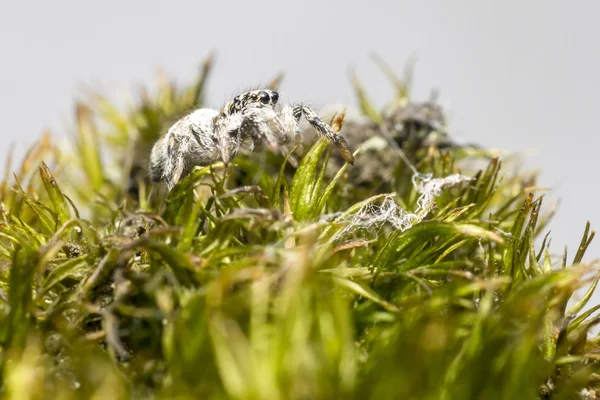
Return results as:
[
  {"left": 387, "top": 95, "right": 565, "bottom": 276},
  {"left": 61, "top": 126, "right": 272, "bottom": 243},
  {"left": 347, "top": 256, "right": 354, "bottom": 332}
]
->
[{"left": 0, "top": 0, "right": 598, "bottom": 260}]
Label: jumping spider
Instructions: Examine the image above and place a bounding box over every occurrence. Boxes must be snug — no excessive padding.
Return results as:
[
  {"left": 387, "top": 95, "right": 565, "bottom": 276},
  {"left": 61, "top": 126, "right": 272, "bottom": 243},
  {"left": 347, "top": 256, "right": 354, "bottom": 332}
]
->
[
  {"left": 150, "top": 89, "right": 355, "bottom": 189},
  {"left": 383, "top": 99, "right": 449, "bottom": 149}
]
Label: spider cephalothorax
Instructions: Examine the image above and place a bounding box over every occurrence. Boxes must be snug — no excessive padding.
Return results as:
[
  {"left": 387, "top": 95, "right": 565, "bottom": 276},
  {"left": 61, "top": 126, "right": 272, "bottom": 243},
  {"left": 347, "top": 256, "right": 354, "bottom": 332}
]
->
[{"left": 149, "top": 89, "right": 354, "bottom": 189}]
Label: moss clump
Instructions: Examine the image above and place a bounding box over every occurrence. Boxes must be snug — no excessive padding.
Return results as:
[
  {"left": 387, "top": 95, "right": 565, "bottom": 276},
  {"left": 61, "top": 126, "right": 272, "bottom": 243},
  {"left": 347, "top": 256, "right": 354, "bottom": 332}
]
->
[{"left": 0, "top": 55, "right": 597, "bottom": 399}]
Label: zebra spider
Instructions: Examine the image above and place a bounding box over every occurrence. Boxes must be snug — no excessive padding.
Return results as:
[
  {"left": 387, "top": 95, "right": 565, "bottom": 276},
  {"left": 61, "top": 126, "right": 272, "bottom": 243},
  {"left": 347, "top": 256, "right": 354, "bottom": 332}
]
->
[{"left": 149, "top": 89, "right": 355, "bottom": 189}]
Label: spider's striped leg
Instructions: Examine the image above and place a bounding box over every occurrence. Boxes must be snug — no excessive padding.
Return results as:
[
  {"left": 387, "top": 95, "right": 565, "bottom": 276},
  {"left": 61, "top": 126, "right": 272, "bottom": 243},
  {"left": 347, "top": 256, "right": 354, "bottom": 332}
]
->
[{"left": 293, "top": 105, "right": 355, "bottom": 165}]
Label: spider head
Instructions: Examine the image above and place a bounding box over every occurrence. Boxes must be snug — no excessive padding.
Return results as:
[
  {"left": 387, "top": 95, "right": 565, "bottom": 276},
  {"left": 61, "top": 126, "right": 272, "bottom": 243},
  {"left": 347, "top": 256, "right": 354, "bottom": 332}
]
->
[{"left": 226, "top": 90, "right": 279, "bottom": 115}]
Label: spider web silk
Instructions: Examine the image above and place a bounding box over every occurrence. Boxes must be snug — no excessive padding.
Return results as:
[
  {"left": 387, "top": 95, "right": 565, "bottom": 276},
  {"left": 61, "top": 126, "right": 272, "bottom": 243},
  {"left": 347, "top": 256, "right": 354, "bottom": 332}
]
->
[{"left": 335, "top": 173, "right": 473, "bottom": 239}]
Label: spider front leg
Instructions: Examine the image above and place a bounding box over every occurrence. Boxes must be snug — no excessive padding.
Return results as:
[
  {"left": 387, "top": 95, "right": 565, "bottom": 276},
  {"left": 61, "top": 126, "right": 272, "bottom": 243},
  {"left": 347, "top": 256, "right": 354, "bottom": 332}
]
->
[
  {"left": 271, "top": 104, "right": 303, "bottom": 166},
  {"left": 236, "top": 104, "right": 298, "bottom": 154},
  {"left": 278, "top": 104, "right": 304, "bottom": 151},
  {"left": 292, "top": 105, "right": 355, "bottom": 164}
]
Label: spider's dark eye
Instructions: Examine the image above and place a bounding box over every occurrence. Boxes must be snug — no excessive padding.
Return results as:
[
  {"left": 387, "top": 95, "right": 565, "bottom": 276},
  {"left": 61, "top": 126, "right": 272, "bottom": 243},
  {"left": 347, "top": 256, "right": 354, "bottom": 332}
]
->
[
  {"left": 259, "top": 91, "right": 270, "bottom": 104},
  {"left": 271, "top": 91, "right": 279, "bottom": 104}
]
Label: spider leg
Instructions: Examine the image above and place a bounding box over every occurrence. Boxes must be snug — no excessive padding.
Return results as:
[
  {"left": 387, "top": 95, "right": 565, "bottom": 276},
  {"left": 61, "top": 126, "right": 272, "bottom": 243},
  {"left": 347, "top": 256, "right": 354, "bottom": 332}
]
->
[
  {"left": 280, "top": 104, "right": 304, "bottom": 156},
  {"left": 242, "top": 105, "right": 286, "bottom": 152},
  {"left": 279, "top": 146, "right": 299, "bottom": 168},
  {"left": 292, "top": 105, "right": 303, "bottom": 122},
  {"left": 293, "top": 105, "right": 355, "bottom": 164},
  {"left": 165, "top": 134, "right": 186, "bottom": 189},
  {"left": 213, "top": 113, "right": 240, "bottom": 165}
]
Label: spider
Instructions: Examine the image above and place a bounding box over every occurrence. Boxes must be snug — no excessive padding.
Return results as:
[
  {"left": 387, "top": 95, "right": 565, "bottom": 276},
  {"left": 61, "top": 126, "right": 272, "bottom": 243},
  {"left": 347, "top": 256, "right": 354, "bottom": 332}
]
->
[
  {"left": 383, "top": 100, "right": 449, "bottom": 148},
  {"left": 149, "top": 89, "right": 355, "bottom": 189}
]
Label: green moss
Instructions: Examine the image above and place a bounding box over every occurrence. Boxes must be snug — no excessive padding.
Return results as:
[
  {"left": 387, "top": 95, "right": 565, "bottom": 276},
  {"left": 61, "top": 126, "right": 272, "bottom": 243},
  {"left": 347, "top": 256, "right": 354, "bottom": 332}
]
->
[{"left": 0, "top": 55, "right": 597, "bottom": 400}]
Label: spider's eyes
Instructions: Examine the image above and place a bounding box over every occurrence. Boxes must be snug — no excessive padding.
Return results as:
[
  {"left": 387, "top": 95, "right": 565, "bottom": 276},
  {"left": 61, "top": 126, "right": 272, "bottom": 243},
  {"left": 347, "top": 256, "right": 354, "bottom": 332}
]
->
[
  {"left": 259, "top": 91, "right": 270, "bottom": 104},
  {"left": 271, "top": 91, "right": 279, "bottom": 104}
]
